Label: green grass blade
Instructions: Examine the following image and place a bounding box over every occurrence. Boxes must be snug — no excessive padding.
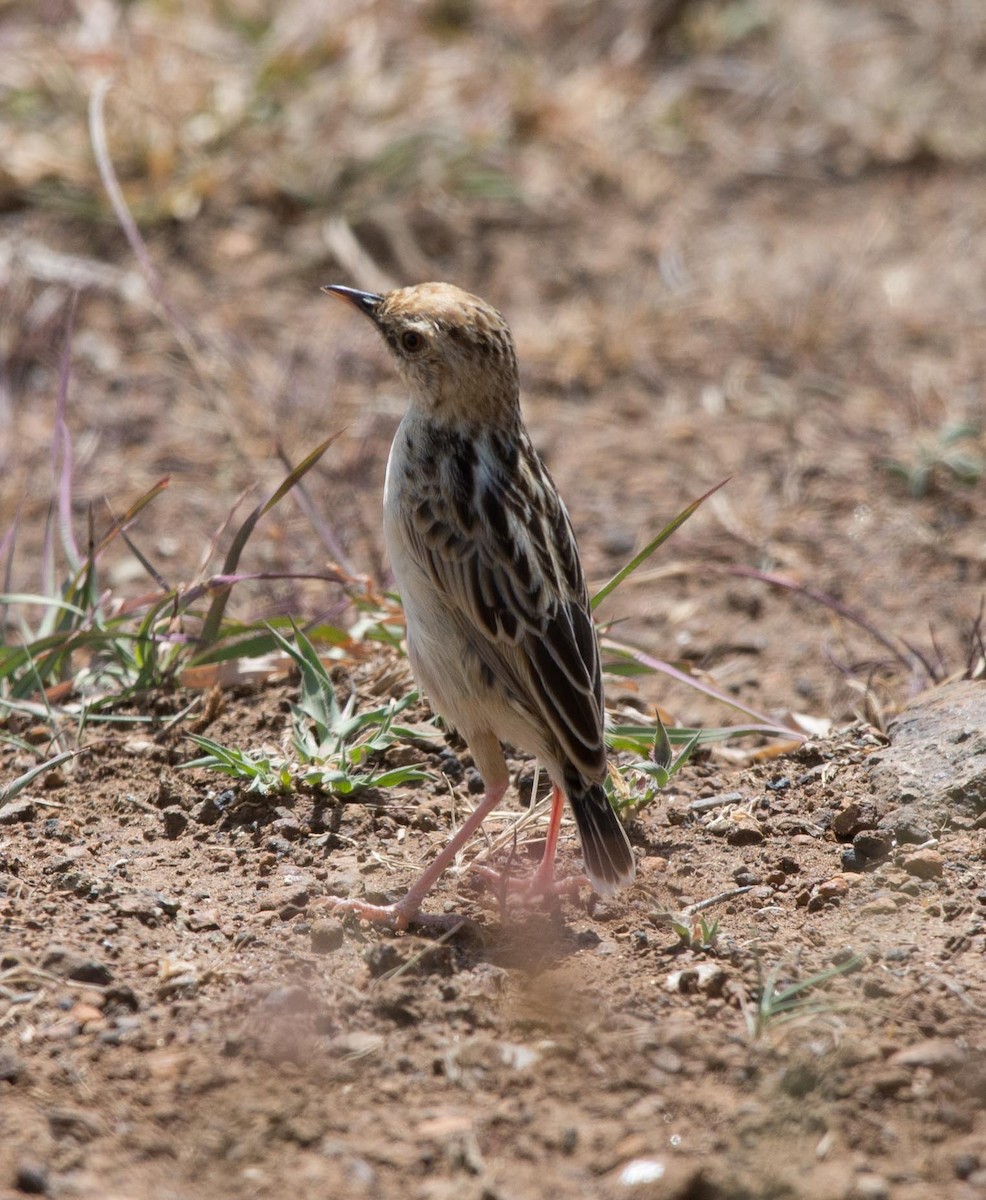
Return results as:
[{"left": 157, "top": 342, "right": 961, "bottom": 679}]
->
[
  {"left": 199, "top": 433, "right": 341, "bottom": 647},
  {"left": 590, "top": 479, "right": 728, "bottom": 611},
  {"left": 1, "top": 749, "right": 81, "bottom": 802}
]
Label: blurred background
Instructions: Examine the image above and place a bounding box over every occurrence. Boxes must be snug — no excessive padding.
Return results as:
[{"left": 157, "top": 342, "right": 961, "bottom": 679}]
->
[{"left": 1, "top": 0, "right": 984, "bottom": 727}]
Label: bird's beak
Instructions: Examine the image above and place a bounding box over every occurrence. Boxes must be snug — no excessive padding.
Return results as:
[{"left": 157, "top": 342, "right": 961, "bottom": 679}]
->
[{"left": 322, "top": 285, "right": 384, "bottom": 321}]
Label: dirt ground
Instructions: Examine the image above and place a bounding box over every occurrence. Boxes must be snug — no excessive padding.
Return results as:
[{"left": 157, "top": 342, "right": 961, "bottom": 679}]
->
[{"left": 2, "top": 2, "right": 986, "bottom": 1197}]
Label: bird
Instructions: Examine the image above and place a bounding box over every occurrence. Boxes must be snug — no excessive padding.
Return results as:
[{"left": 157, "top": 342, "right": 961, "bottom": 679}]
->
[{"left": 323, "top": 281, "right": 635, "bottom": 929}]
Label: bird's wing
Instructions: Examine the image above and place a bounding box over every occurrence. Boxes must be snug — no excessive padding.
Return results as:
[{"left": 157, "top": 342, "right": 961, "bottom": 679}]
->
[{"left": 403, "top": 429, "right": 606, "bottom": 781}]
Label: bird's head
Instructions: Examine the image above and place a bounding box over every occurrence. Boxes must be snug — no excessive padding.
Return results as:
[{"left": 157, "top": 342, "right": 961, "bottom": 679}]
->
[{"left": 325, "top": 281, "right": 520, "bottom": 429}]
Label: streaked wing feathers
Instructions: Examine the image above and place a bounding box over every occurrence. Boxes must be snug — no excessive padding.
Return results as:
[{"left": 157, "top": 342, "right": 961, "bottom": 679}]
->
[{"left": 404, "top": 429, "right": 606, "bottom": 780}]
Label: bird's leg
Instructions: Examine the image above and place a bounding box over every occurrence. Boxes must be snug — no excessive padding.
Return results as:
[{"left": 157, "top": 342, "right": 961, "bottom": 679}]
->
[
  {"left": 471, "top": 785, "right": 590, "bottom": 900},
  {"left": 526, "top": 785, "right": 588, "bottom": 897},
  {"left": 328, "top": 782, "right": 507, "bottom": 931}
]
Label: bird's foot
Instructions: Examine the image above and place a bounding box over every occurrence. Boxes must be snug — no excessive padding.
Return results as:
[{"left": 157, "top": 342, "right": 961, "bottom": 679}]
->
[
  {"left": 324, "top": 894, "right": 478, "bottom": 935},
  {"left": 469, "top": 863, "right": 591, "bottom": 902}
]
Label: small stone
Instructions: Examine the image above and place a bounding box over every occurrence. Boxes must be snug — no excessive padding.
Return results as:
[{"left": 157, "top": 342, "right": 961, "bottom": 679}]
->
[
  {"left": 807, "top": 877, "right": 849, "bottom": 911},
  {"left": 14, "top": 1160, "right": 47, "bottom": 1195},
  {"left": 0, "top": 799, "right": 35, "bottom": 825},
  {"left": 310, "top": 918, "right": 345, "bottom": 953},
  {"left": 114, "top": 892, "right": 179, "bottom": 923},
  {"left": 123, "top": 738, "right": 157, "bottom": 757},
  {"left": 618, "top": 1158, "right": 666, "bottom": 1186},
  {"left": 664, "top": 963, "right": 726, "bottom": 996},
  {"left": 67, "top": 1002, "right": 104, "bottom": 1029},
  {"left": 881, "top": 807, "right": 933, "bottom": 845},
  {"left": 41, "top": 946, "right": 113, "bottom": 987},
  {"left": 191, "top": 795, "right": 223, "bottom": 825},
  {"left": 832, "top": 802, "right": 876, "bottom": 840},
  {"left": 871, "top": 1070, "right": 910, "bottom": 1097},
  {"left": 860, "top": 896, "right": 899, "bottom": 916},
  {"left": 436, "top": 749, "right": 464, "bottom": 781},
  {"left": 853, "top": 830, "right": 892, "bottom": 860},
  {"left": 853, "top": 1171, "right": 889, "bottom": 1199},
  {"left": 269, "top": 814, "right": 303, "bottom": 841},
  {"left": 726, "top": 821, "right": 764, "bottom": 846},
  {"left": 186, "top": 909, "right": 221, "bottom": 932},
  {"left": 841, "top": 848, "right": 865, "bottom": 873},
  {"left": 0, "top": 1048, "right": 24, "bottom": 1083},
  {"left": 48, "top": 1107, "right": 102, "bottom": 1140},
  {"left": 902, "top": 849, "right": 944, "bottom": 879},
  {"left": 161, "top": 806, "right": 188, "bottom": 839},
  {"left": 259, "top": 874, "right": 314, "bottom": 918},
  {"left": 890, "top": 1038, "right": 964, "bottom": 1070}
]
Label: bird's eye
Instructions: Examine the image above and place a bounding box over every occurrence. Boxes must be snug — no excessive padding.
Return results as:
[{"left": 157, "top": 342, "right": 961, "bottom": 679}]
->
[{"left": 400, "top": 330, "right": 424, "bottom": 353}]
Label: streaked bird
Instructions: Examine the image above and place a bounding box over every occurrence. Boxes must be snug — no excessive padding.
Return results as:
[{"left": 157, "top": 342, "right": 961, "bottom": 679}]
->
[{"left": 324, "top": 281, "right": 635, "bottom": 928}]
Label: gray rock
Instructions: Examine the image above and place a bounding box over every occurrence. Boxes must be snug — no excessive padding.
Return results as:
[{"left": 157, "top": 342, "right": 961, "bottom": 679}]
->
[
  {"left": 879, "top": 805, "right": 934, "bottom": 844},
  {"left": 0, "top": 799, "right": 35, "bottom": 825},
  {"left": 161, "top": 806, "right": 188, "bottom": 839},
  {"left": 114, "top": 891, "right": 180, "bottom": 923},
  {"left": 0, "top": 1047, "right": 24, "bottom": 1083},
  {"left": 866, "top": 680, "right": 986, "bottom": 819},
  {"left": 41, "top": 945, "right": 113, "bottom": 986},
  {"left": 14, "top": 1160, "right": 47, "bottom": 1195},
  {"left": 853, "top": 830, "right": 893, "bottom": 860}
]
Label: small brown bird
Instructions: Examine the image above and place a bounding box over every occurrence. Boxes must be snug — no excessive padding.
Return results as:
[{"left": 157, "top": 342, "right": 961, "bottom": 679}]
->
[{"left": 324, "top": 282, "right": 635, "bottom": 928}]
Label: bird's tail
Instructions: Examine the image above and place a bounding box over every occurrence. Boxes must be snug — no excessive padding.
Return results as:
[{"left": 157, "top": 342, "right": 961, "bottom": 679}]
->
[{"left": 566, "top": 775, "right": 636, "bottom": 897}]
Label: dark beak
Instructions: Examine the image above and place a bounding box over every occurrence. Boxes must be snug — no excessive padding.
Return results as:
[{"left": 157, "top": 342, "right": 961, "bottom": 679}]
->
[{"left": 322, "top": 285, "right": 384, "bottom": 320}]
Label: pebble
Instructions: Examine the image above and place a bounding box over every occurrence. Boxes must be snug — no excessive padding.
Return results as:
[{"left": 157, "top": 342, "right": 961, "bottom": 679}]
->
[
  {"left": 41, "top": 946, "right": 113, "bottom": 987},
  {"left": 310, "top": 918, "right": 345, "bottom": 953},
  {"left": 902, "top": 849, "right": 944, "bottom": 879},
  {"left": 859, "top": 897, "right": 898, "bottom": 916},
  {"left": 0, "top": 799, "right": 35, "bottom": 825},
  {"left": 186, "top": 909, "right": 221, "bottom": 932},
  {"left": 191, "top": 795, "right": 223, "bottom": 825},
  {"left": 114, "top": 892, "right": 180, "bottom": 923},
  {"left": 853, "top": 1172, "right": 889, "bottom": 1199},
  {"left": 0, "top": 1048, "right": 24, "bottom": 1083},
  {"left": 953, "top": 1153, "right": 980, "bottom": 1180},
  {"left": 853, "top": 830, "right": 892, "bottom": 860},
  {"left": 161, "top": 806, "right": 188, "bottom": 839},
  {"left": 665, "top": 963, "right": 726, "bottom": 997},
  {"left": 832, "top": 801, "right": 877, "bottom": 839},
  {"left": 880, "top": 806, "right": 933, "bottom": 845},
  {"left": 806, "top": 877, "right": 848, "bottom": 911},
  {"left": 48, "top": 1107, "right": 102, "bottom": 1140},
  {"left": 619, "top": 1158, "right": 665, "bottom": 1186},
  {"left": 890, "top": 1038, "right": 964, "bottom": 1070},
  {"left": 841, "top": 849, "right": 865, "bottom": 874},
  {"left": 14, "top": 1160, "right": 47, "bottom": 1195},
  {"left": 727, "top": 821, "right": 764, "bottom": 846}
]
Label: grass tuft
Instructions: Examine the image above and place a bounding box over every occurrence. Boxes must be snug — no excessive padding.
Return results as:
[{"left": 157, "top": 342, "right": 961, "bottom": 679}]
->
[{"left": 183, "top": 621, "right": 435, "bottom": 797}]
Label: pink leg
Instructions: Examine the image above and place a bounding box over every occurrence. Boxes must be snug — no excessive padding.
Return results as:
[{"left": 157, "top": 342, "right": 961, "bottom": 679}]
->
[
  {"left": 471, "top": 785, "right": 590, "bottom": 901},
  {"left": 529, "top": 785, "right": 570, "bottom": 892},
  {"left": 328, "top": 732, "right": 510, "bottom": 932}
]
